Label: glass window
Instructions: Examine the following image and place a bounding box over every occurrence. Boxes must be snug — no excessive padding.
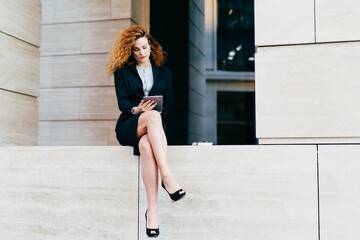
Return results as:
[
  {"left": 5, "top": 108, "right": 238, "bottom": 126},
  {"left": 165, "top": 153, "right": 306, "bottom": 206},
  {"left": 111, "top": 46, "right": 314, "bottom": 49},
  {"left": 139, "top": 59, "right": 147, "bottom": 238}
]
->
[
  {"left": 217, "top": 0, "right": 254, "bottom": 72},
  {"left": 217, "top": 91, "right": 256, "bottom": 144}
]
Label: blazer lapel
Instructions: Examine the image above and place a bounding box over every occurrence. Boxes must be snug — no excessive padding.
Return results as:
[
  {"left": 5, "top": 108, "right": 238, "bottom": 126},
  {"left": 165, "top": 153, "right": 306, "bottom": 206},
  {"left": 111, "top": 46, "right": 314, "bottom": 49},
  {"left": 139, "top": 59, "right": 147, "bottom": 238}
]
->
[{"left": 130, "top": 64, "right": 142, "bottom": 83}]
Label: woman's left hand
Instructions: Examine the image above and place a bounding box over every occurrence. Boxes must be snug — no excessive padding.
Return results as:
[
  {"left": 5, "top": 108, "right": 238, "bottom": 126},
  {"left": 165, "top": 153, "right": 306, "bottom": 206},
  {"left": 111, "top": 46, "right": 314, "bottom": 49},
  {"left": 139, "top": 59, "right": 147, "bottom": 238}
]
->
[{"left": 133, "top": 100, "right": 157, "bottom": 114}]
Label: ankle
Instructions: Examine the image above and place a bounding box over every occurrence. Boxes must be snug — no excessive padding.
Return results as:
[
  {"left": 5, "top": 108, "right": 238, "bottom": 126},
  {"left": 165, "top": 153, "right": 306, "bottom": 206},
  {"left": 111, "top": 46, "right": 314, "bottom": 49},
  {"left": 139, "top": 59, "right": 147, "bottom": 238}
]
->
[
  {"left": 160, "top": 172, "right": 173, "bottom": 183},
  {"left": 147, "top": 206, "right": 158, "bottom": 213}
]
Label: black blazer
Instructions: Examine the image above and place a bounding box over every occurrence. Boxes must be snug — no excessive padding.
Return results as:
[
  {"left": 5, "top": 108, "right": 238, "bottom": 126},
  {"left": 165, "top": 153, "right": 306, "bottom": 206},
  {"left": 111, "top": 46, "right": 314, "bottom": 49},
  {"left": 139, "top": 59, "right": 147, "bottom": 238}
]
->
[{"left": 114, "top": 61, "right": 173, "bottom": 131}]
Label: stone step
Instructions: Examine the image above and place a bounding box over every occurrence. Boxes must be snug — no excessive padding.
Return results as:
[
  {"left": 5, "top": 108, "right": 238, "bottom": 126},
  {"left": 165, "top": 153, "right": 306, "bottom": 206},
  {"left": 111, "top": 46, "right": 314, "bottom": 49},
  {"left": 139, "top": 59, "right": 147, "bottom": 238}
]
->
[{"left": 1, "top": 145, "right": 359, "bottom": 239}]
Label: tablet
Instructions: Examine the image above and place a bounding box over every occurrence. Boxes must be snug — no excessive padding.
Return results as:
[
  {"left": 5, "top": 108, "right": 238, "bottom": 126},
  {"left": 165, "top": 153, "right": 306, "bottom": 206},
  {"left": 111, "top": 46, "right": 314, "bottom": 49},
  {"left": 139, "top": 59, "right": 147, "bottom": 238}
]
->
[{"left": 143, "top": 95, "right": 163, "bottom": 112}]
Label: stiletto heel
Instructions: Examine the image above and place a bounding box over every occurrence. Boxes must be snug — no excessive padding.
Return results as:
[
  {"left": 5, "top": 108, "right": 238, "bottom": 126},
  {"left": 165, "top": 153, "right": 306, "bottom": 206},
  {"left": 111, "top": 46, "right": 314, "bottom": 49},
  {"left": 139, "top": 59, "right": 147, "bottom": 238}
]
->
[
  {"left": 161, "top": 181, "right": 186, "bottom": 202},
  {"left": 145, "top": 209, "right": 159, "bottom": 238}
]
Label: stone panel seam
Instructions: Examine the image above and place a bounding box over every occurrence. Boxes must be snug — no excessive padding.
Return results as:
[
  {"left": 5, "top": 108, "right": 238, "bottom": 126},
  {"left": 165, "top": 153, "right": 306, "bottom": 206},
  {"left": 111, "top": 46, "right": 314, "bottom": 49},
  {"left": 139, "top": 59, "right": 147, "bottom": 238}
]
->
[
  {"left": 41, "top": 52, "right": 108, "bottom": 57},
  {"left": 0, "top": 30, "right": 39, "bottom": 48},
  {"left": 189, "top": 17, "right": 205, "bottom": 35},
  {"left": 52, "top": 0, "right": 56, "bottom": 24},
  {"left": 0, "top": 88, "right": 38, "bottom": 99},
  {"left": 131, "top": 19, "right": 139, "bottom": 26},
  {"left": 106, "top": 121, "right": 109, "bottom": 145},
  {"left": 188, "top": 113, "right": 206, "bottom": 120},
  {"left": 41, "top": 52, "right": 110, "bottom": 57},
  {"left": 108, "top": 0, "right": 112, "bottom": 20},
  {"left": 38, "top": 119, "right": 117, "bottom": 122},
  {"left": 189, "top": 63, "right": 205, "bottom": 79},
  {"left": 257, "top": 39, "right": 360, "bottom": 48},
  {"left": 189, "top": 39, "right": 206, "bottom": 57},
  {"left": 80, "top": 22, "right": 84, "bottom": 54},
  {"left": 190, "top": 66, "right": 207, "bottom": 80},
  {"left": 189, "top": 40, "right": 205, "bottom": 56},
  {"left": 41, "top": 18, "right": 132, "bottom": 26},
  {"left": 40, "top": 86, "right": 115, "bottom": 90},
  {"left": 137, "top": 156, "right": 140, "bottom": 240},
  {"left": 189, "top": 63, "right": 206, "bottom": 78},
  {"left": 39, "top": 85, "right": 114, "bottom": 90},
  {"left": 188, "top": 130, "right": 205, "bottom": 136},
  {"left": 314, "top": 0, "right": 317, "bottom": 43},
  {"left": 190, "top": 0, "right": 205, "bottom": 15},
  {"left": 188, "top": 111, "right": 206, "bottom": 118},
  {"left": 78, "top": 87, "right": 82, "bottom": 120},
  {"left": 110, "top": 0, "right": 113, "bottom": 19},
  {"left": 317, "top": 144, "right": 320, "bottom": 240},
  {"left": 50, "top": 49, "right": 55, "bottom": 88},
  {"left": 189, "top": 86, "right": 206, "bottom": 98}
]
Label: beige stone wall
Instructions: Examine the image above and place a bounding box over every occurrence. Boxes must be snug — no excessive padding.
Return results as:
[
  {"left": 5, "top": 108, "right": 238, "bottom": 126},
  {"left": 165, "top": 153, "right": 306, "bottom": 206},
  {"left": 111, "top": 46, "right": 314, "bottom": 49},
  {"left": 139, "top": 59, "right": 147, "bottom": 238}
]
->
[
  {"left": 39, "top": 0, "right": 149, "bottom": 145},
  {"left": 255, "top": 0, "right": 360, "bottom": 144},
  {"left": 188, "top": 0, "right": 206, "bottom": 143},
  {"left": 140, "top": 145, "right": 318, "bottom": 239},
  {"left": 0, "top": 0, "right": 41, "bottom": 145},
  {"left": 0, "top": 145, "right": 321, "bottom": 239},
  {"left": 2, "top": 144, "right": 360, "bottom": 239},
  {"left": 0, "top": 146, "right": 138, "bottom": 239},
  {"left": 318, "top": 145, "right": 360, "bottom": 239}
]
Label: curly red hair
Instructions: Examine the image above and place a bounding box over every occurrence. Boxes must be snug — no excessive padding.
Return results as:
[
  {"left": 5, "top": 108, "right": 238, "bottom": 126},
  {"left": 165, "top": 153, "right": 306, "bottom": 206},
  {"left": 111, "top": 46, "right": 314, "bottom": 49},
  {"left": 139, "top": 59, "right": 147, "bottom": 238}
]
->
[{"left": 106, "top": 25, "right": 167, "bottom": 75}]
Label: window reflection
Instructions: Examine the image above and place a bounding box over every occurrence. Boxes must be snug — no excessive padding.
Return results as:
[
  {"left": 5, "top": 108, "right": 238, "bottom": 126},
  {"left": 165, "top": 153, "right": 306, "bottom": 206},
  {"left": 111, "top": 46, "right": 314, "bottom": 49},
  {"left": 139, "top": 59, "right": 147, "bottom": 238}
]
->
[
  {"left": 217, "top": 0, "right": 255, "bottom": 72},
  {"left": 217, "top": 91, "right": 256, "bottom": 144}
]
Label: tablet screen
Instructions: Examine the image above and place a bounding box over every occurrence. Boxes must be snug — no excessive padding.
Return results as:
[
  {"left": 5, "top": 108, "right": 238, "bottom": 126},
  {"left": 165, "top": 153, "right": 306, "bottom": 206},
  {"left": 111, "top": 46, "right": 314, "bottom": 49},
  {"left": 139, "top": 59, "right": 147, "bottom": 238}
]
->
[{"left": 143, "top": 95, "right": 163, "bottom": 112}]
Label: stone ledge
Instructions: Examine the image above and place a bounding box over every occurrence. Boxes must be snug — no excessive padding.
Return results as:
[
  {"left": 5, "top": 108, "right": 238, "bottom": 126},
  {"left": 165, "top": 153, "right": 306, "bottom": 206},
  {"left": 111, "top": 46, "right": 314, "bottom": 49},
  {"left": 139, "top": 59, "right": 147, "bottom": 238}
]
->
[
  {"left": 2, "top": 145, "right": 358, "bottom": 239},
  {"left": 0, "top": 146, "right": 138, "bottom": 240}
]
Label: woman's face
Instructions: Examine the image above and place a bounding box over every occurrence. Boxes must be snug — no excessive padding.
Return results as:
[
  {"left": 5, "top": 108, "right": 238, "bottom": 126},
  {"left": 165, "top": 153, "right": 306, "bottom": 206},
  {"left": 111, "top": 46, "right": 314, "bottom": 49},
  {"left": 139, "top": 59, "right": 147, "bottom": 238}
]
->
[{"left": 132, "top": 37, "right": 151, "bottom": 65}]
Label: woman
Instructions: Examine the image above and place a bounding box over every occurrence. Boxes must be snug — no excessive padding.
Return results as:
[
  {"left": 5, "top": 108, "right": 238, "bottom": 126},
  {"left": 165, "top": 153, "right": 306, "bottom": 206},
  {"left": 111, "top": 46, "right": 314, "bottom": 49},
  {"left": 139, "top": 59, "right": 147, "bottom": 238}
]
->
[{"left": 107, "top": 25, "right": 186, "bottom": 238}]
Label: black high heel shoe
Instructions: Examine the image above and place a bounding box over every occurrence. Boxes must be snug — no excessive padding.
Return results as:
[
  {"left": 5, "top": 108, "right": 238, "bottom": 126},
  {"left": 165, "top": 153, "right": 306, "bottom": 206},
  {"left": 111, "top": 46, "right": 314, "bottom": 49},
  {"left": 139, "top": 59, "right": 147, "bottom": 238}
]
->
[
  {"left": 161, "top": 181, "right": 186, "bottom": 202},
  {"left": 145, "top": 209, "right": 159, "bottom": 238}
]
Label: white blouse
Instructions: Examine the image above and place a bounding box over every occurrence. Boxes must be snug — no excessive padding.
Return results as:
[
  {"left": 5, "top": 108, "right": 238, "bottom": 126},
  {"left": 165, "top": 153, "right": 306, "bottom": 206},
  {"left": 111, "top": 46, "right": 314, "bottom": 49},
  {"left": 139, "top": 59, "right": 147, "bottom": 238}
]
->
[{"left": 136, "top": 64, "right": 154, "bottom": 96}]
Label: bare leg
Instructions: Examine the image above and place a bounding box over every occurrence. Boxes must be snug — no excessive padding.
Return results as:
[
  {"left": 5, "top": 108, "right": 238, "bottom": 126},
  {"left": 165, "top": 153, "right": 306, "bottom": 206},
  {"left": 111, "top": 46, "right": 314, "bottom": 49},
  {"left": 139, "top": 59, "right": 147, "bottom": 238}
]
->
[
  {"left": 139, "top": 134, "right": 158, "bottom": 233},
  {"left": 137, "top": 110, "right": 185, "bottom": 194}
]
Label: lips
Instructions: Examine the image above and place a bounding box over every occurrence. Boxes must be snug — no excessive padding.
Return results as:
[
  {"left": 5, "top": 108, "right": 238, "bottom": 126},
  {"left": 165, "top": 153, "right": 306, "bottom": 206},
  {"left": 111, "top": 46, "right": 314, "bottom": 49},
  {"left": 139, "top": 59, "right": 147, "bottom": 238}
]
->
[{"left": 140, "top": 56, "right": 146, "bottom": 59}]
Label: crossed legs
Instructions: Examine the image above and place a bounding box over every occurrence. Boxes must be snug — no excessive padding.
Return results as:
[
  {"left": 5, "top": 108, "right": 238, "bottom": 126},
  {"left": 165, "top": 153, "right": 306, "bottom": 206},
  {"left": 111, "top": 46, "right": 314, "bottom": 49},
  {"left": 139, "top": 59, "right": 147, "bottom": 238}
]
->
[{"left": 137, "top": 110, "right": 184, "bottom": 232}]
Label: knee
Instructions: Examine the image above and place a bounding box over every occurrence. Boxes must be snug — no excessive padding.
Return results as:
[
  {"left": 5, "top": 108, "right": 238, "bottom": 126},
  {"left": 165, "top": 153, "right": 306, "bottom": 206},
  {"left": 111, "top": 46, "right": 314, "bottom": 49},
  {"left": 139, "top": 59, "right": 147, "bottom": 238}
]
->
[
  {"left": 138, "top": 135, "right": 152, "bottom": 156},
  {"left": 143, "top": 110, "right": 161, "bottom": 125}
]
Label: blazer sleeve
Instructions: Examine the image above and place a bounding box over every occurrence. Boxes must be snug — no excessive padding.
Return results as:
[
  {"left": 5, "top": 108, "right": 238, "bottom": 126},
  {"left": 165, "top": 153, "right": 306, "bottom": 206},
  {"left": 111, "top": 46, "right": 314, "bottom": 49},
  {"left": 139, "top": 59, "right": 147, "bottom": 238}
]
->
[
  {"left": 162, "top": 68, "right": 173, "bottom": 114},
  {"left": 114, "top": 69, "right": 135, "bottom": 115}
]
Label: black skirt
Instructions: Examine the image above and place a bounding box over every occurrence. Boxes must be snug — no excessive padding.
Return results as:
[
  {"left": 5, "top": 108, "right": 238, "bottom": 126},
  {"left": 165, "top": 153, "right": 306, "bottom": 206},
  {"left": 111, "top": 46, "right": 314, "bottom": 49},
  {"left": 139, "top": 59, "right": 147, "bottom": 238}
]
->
[
  {"left": 115, "top": 113, "right": 167, "bottom": 156},
  {"left": 116, "top": 113, "right": 143, "bottom": 156}
]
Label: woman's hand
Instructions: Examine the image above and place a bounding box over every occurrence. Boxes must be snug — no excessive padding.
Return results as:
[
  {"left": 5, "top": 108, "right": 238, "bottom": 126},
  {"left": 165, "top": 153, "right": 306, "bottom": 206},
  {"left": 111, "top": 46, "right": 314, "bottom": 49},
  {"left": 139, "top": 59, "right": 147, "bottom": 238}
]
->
[{"left": 133, "top": 100, "right": 157, "bottom": 114}]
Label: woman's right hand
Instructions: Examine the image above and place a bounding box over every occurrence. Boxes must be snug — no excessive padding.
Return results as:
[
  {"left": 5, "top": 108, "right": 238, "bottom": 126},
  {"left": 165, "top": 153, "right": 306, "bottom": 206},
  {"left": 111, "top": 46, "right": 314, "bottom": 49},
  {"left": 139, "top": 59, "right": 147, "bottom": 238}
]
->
[{"left": 132, "top": 100, "right": 157, "bottom": 114}]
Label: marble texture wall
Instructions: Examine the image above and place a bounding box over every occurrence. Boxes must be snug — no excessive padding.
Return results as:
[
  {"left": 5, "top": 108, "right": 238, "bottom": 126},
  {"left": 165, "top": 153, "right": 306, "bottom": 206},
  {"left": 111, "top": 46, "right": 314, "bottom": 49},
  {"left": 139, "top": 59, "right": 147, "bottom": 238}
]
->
[
  {"left": 255, "top": 0, "right": 315, "bottom": 46},
  {"left": 2, "top": 144, "right": 359, "bottom": 239},
  {"left": 316, "top": 0, "right": 360, "bottom": 42},
  {"left": 255, "top": 0, "right": 360, "bottom": 144},
  {"left": 0, "top": 145, "right": 319, "bottom": 239},
  {"left": 256, "top": 42, "right": 360, "bottom": 142},
  {"left": 139, "top": 145, "right": 318, "bottom": 239},
  {"left": 0, "top": 0, "right": 41, "bottom": 145},
  {"left": 318, "top": 145, "right": 360, "bottom": 240},
  {"left": 0, "top": 90, "right": 39, "bottom": 145},
  {"left": 0, "top": 146, "right": 138, "bottom": 240},
  {"left": 39, "top": 0, "right": 149, "bottom": 146}
]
